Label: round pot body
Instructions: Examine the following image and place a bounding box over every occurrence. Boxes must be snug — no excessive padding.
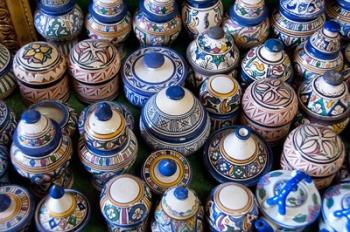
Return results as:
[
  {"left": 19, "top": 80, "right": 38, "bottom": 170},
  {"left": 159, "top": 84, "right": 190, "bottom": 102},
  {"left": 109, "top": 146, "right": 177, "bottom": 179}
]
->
[
  {"left": 0, "top": 43, "right": 16, "bottom": 100},
  {"left": 0, "top": 101, "right": 17, "bottom": 147}
]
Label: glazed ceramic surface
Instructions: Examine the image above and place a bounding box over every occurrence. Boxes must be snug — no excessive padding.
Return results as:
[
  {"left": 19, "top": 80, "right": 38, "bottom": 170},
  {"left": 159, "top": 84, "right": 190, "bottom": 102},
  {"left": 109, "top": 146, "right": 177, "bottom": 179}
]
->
[
  {"left": 0, "top": 101, "right": 16, "bottom": 147},
  {"left": 326, "top": 0, "right": 350, "bottom": 40},
  {"left": 0, "top": 43, "right": 15, "bottom": 100},
  {"left": 0, "top": 145, "right": 9, "bottom": 185}
]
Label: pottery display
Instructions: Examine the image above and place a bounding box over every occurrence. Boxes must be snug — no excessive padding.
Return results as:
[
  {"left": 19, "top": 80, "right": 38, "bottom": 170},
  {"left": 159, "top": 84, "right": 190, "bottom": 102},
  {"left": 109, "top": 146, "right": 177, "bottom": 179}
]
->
[
  {"left": 133, "top": 0, "right": 182, "bottom": 46},
  {"left": 69, "top": 39, "right": 121, "bottom": 103},
  {"left": 206, "top": 182, "right": 259, "bottom": 232},
  {"left": 199, "top": 74, "right": 241, "bottom": 131},
  {"left": 140, "top": 85, "right": 211, "bottom": 156},
  {"left": 0, "top": 145, "right": 9, "bottom": 185},
  {"left": 0, "top": 101, "right": 16, "bottom": 147},
  {"left": 281, "top": 124, "right": 345, "bottom": 189},
  {"left": 10, "top": 110, "right": 73, "bottom": 197},
  {"left": 240, "top": 38, "right": 293, "bottom": 88},
  {"left": 254, "top": 170, "right": 321, "bottom": 232},
  {"left": 152, "top": 186, "right": 204, "bottom": 232},
  {"left": 0, "top": 43, "right": 16, "bottom": 100},
  {"left": 142, "top": 149, "right": 192, "bottom": 195},
  {"left": 100, "top": 174, "right": 152, "bottom": 231},
  {"left": 223, "top": 0, "right": 269, "bottom": 49},
  {"left": 326, "top": 0, "right": 350, "bottom": 40},
  {"left": 186, "top": 26, "right": 240, "bottom": 89},
  {"left": 182, "top": 0, "right": 224, "bottom": 38},
  {"left": 78, "top": 102, "right": 138, "bottom": 191},
  {"left": 122, "top": 46, "right": 188, "bottom": 107},
  {"left": 241, "top": 78, "right": 298, "bottom": 145},
  {"left": 35, "top": 185, "right": 91, "bottom": 232},
  {"left": 13, "top": 42, "right": 70, "bottom": 105},
  {"left": 0, "top": 185, "right": 35, "bottom": 231}
]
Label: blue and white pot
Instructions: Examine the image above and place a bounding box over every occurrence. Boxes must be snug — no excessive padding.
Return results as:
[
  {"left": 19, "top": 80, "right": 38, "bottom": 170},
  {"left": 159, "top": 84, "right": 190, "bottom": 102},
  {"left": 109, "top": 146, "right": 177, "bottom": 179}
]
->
[
  {"left": 0, "top": 101, "right": 16, "bottom": 147},
  {"left": 327, "top": 0, "right": 350, "bottom": 40}
]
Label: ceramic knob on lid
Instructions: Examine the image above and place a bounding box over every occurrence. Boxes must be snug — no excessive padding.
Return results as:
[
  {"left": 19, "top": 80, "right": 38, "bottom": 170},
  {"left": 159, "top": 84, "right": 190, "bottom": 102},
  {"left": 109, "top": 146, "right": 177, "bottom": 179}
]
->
[
  {"left": 279, "top": 0, "right": 325, "bottom": 21},
  {"left": 142, "top": 0, "right": 177, "bottom": 21},
  {"left": 326, "top": 0, "right": 350, "bottom": 40},
  {"left": 0, "top": 43, "right": 16, "bottom": 100},
  {"left": 0, "top": 101, "right": 16, "bottom": 147}
]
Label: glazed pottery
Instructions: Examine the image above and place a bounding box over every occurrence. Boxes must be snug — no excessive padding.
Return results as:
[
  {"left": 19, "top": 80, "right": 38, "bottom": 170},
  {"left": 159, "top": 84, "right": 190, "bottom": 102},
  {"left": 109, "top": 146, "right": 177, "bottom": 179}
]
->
[
  {"left": 336, "top": 153, "right": 350, "bottom": 183},
  {"left": 0, "top": 101, "right": 16, "bottom": 147},
  {"left": 206, "top": 182, "right": 259, "bottom": 232},
  {"left": 0, "top": 185, "right": 35, "bottom": 231},
  {"left": 133, "top": 0, "right": 182, "bottom": 46},
  {"left": 78, "top": 102, "right": 138, "bottom": 191},
  {"left": 10, "top": 110, "right": 73, "bottom": 197},
  {"left": 0, "top": 43, "right": 16, "bottom": 100},
  {"left": 241, "top": 78, "right": 298, "bottom": 145},
  {"left": 186, "top": 26, "right": 240, "bottom": 89},
  {"left": 294, "top": 21, "right": 344, "bottom": 82},
  {"left": 254, "top": 170, "right": 321, "bottom": 232},
  {"left": 35, "top": 185, "right": 91, "bottom": 232},
  {"left": 142, "top": 149, "right": 192, "bottom": 195},
  {"left": 240, "top": 39, "right": 293, "bottom": 88},
  {"left": 0, "top": 145, "right": 9, "bottom": 185},
  {"left": 199, "top": 74, "right": 241, "bottom": 131},
  {"left": 152, "top": 186, "right": 204, "bottom": 232},
  {"left": 69, "top": 39, "right": 121, "bottom": 103},
  {"left": 326, "top": 0, "right": 350, "bottom": 40},
  {"left": 203, "top": 125, "right": 272, "bottom": 186},
  {"left": 223, "top": 0, "right": 269, "bottom": 49},
  {"left": 281, "top": 124, "right": 345, "bottom": 189},
  {"left": 182, "top": 0, "right": 224, "bottom": 38},
  {"left": 100, "top": 174, "right": 152, "bottom": 231},
  {"left": 122, "top": 46, "right": 188, "bottom": 107},
  {"left": 140, "top": 85, "right": 211, "bottom": 156}
]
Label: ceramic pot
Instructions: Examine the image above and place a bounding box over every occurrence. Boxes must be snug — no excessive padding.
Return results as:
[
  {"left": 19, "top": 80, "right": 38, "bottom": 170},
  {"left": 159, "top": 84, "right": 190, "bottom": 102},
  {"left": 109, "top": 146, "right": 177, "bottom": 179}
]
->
[
  {"left": 0, "top": 145, "right": 9, "bottom": 185},
  {"left": 69, "top": 39, "right": 121, "bottom": 103},
  {"left": 336, "top": 152, "right": 350, "bottom": 184},
  {"left": 326, "top": 0, "right": 350, "bottom": 40},
  {"left": 122, "top": 46, "right": 188, "bottom": 107},
  {"left": 206, "top": 182, "right": 259, "bottom": 232},
  {"left": 0, "top": 43, "right": 16, "bottom": 100},
  {"left": 152, "top": 186, "right": 204, "bottom": 232},
  {"left": 0, "top": 101, "right": 16, "bottom": 147},
  {"left": 182, "top": 0, "right": 224, "bottom": 38},
  {"left": 100, "top": 174, "right": 152, "bottom": 232},
  {"left": 223, "top": 0, "right": 269, "bottom": 49},
  {"left": 140, "top": 85, "right": 211, "bottom": 156},
  {"left": 241, "top": 78, "right": 298, "bottom": 145}
]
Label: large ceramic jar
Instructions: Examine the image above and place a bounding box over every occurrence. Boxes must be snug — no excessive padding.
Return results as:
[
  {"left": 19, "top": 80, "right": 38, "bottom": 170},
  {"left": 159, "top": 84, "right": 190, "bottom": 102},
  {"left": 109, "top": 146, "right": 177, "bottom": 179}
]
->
[
  {"left": 133, "top": 0, "right": 182, "bottom": 46},
  {"left": 152, "top": 186, "right": 204, "bottom": 232},
  {"left": 78, "top": 102, "right": 138, "bottom": 191},
  {"left": 122, "top": 46, "right": 188, "bottom": 107},
  {"left": 206, "top": 182, "right": 259, "bottom": 232},
  {"left": 223, "top": 0, "right": 269, "bottom": 49},
  {"left": 0, "top": 101, "right": 16, "bottom": 147},
  {"left": 100, "top": 174, "right": 152, "bottom": 231},
  {"left": 271, "top": 0, "right": 325, "bottom": 47},
  {"left": 0, "top": 43, "right": 16, "bottom": 100},
  {"left": 186, "top": 26, "right": 240, "bottom": 89},
  {"left": 327, "top": 0, "right": 350, "bottom": 40},
  {"left": 254, "top": 170, "right": 321, "bottom": 232},
  {"left": 240, "top": 39, "right": 293, "bottom": 88},
  {"left": 182, "top": 0, "right": 224, "bottom": 38},
  {"left": 0, "top": 145, "right": 9, "bottom": 185},
  {"left": 294, "top": 21, "right": 344, "bottom": 82},
  {"left": 281, "top": 124, "right": 345, "bottom": 189},
  {"left": 13, "top": 42, "right": 70, "bottom": 105},
  {"left": 140, "top": 85, "right": 211, "bottom": 156},
  {"left": 69, "top": 39, "right": 121, "bottom": 103},
  {"left": 241, "top": 78, "right": 298, "bottom": 145},
  {"left": 10, "top": 110, "right": 73, "bottom": 197}
]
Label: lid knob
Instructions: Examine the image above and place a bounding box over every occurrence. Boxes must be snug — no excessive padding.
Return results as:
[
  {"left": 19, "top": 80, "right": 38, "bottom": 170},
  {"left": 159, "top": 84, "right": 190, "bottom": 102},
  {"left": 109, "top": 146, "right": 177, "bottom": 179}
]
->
[
  {"left": 95, "top": 102, "right": 113, "bottom": 121},
  {"left": 235, "top": 126, "right": 251, "bottom": 140},
  {"left": 324, "top": 21, "right": 341, "bottom": 34},
  {"left": 158, "top": 159, "right": 177, "bottom": 177},
  {"left": 264, "top": 39, "right": 284, "bottom": 53},
  {"left": 49, "top": 185, "right": 65, "bottom": 199},
  {"left": 166, "top": 86, "right": 185, "bottom": 100},
  {"left": 0, "top": 194, "right": 11, "bottom": 212},
  {"left": 208, "top": 26, "right": 225, "bottom": 40},
  {"left": 174, "top": 186, "right": 188, "bottom": 200},
  {"left": 144, "top": 52, "right": 165, "bottom": 69},
  {"left": 323, "top": 70, "right": 344, "bottom": 86},
  {"left": 22, "top": 109, "right": 41, "bottom": 124}
]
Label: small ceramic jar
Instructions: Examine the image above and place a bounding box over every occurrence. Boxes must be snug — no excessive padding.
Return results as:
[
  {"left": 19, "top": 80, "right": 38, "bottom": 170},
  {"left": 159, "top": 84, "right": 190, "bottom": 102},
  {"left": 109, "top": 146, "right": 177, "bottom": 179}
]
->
[
  {"left": 297, "top": 70, "right": 350, "bottom": 134},
  {"left": 240, "top": 39, "right": 293, "bottom": 88},
  {"left": 152, "top": 186, "right": 204, "bottom": 232},
  {"left": 254, "top": 170, "right": 321, "bottom": 232},
  {"left": 35, "top": 185, "right": 91, "bottom": 232},
  {"left": 100, "top": 174, "right": 152, "bottom": 231},
  {"left": 199, "top": 74, "right": 241, "bottom": 131},
  {"left": 223, "top": 0, "right": 269, "bottom": 49},
  {"left": 271, "top": 0, "right": 325, "bottom": 47},
  {"left": 142, "top": 150, "right": 192, "bottom": 195},
  {"left": 182, "top": 0, "right": 224, "bottom": 38},
  {"left": 13, "top": 42, "right": 69, "bottom": 105},
  {"left": 241, "top": 78, "right": 298, "bottom": 145},
  {"left": 206, "top": 182, "right": 259, "bottom": 232},
  {"left": 133, "top": 0, "right": 182, "bottom": 46},
  {"left": 186, "top": 26, "right": 240, "bottom": 89},
  {"left": 281, "top": 124, "right": 345, "bottom": 189},
  {"left": 69, "top": 39, "right": 121, "bottom": 103},
  {"left": 0, "top": 185, "right": 35, "bottom": 232},
  {"left": 294, "top": 21, "right": 344, "bottom": 82},
  {"left": 10, "top": 110, "right": 73, "bottom": 197},
  {"left": 0, "top": 101, "right": 16, "bottom": 147},
  {"left": 327, "top": 0, "right": 350, "bottom": 40},
  {"left": 0, "top": 145, "right": 9, "bottom": 185},
  {"left": 78, "top": 102, "right": 138, "bottom": 190},
  {"left": 140, "top": 85, "right": 211, "bottom": 156},
  {"left": 0, "top": 43, "right": 16, "bottom": 100},
  {"left": 122, "top": 46, "right": 188, "bottom": 107}
]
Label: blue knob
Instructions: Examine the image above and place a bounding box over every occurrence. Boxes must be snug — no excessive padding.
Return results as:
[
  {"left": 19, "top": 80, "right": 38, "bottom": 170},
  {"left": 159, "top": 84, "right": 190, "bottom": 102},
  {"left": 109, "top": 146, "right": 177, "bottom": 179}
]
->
[
  {"left": 49, "top": 185, "right": 65, "bottom": 199},
  {"left": 144, "top": 52, "right": 165, "bottom": 69},
  {"left": 324, "top": 21, "right": 341, "bottom": 33},
  {"left": 166, "top": 86, "right": 185, "bottom": 100},
  {"left": 264, "top": 39, "right": 284, "bottom": 53},
  {"left": 174, "top": 186, "right": 188, "bottom": 200},
  {"left": 208, "top": 26, "right": 225, "bottom": 39},
  {"left": 235, "top": 126, "right": 252, "bottom": 140},
  {"left": 254, "top": 218, "right": 274, "bottom": 232},
  {"left": 95, "top": 102, "right": 113, "bottom": 121},
  {"left": 158, "top": 159, "right": 177, "bottom": 177},
  {"left": 22, "top": 109, "right": 41, "bottom": 124},
  {"left": 323, "top": 70, "right": 343, "bottom": 86},
  {"left": 0, "top": 194, "right": 11, "bottom": 212}
]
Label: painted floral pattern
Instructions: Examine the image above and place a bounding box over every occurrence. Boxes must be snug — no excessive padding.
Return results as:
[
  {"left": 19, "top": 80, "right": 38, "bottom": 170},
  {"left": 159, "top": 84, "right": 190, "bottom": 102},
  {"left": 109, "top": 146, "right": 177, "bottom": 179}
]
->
[{"left": 22, "top": 43, "right": 52, "bottom": 64}]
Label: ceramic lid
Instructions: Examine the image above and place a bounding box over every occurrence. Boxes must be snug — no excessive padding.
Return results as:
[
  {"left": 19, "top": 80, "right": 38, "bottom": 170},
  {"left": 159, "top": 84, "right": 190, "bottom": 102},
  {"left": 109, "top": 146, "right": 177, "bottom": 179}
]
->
[
  {"left": 140, "top": 0, "right": 178, "bottom": 22},
  {"left": 229, "top": 0, "right": 268, "bottom": 26},
  {"left": 89, "top": 0, "right": 128, "bottom": 23},
  {"left": 35, "top": 185, "right": 91, "bottom": 232},
  {"left": 256, "top": 170, "right": 321, "bottom": 229},
  {"left": 142, "top": 150, "right": 192, "bottom": 194},
  {"left": 0, "top": 185, "right": 35, "bottom": 231},
  {"left": 37, "top": 0, "right": 76, "bottom": 15},
  {"left": 337, "top": 0, "right": 350, "bottom": 10},
  {"left": 0, "top": 43, "right": 11, "bottom": 76},
  {"left": 161, "top": 186, "right": 201, "bottom": 220},
  {"left": 0, "top": 145, "right": 8, "bottom": 179},
  {"left": 186, "top": 0, "right": 219, "bottom": 8},
  {"left": 279, "top": 0, "right": 325, "bottom": 21}
]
